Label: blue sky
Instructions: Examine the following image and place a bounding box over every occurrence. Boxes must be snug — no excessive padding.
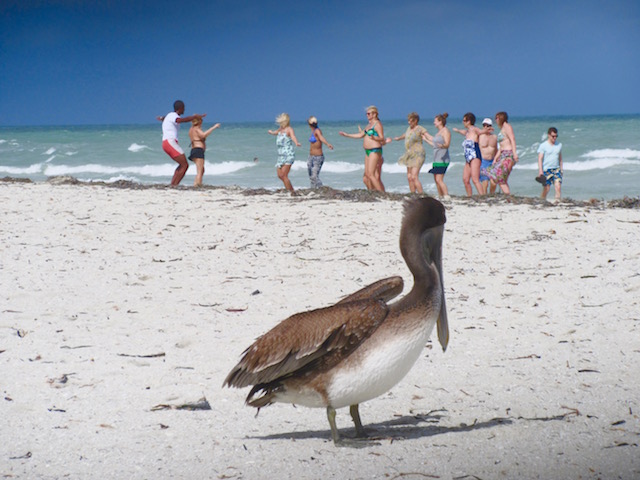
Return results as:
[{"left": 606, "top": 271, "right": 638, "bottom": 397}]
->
[{"left": 1, "top": 0, "right": 639, "bottom": 125}]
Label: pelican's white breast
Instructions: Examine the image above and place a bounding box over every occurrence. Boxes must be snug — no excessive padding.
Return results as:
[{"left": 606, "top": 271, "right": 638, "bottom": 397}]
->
[{"left": 326, "top": 311, "right": 437, "bottom": 409}]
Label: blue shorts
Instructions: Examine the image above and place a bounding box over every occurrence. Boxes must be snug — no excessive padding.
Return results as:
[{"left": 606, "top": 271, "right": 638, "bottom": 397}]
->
[
  {"left": 543, "top": 167, "right": 563, "bottom": 185},
  {"left": 480, "top": 158, "right": 493, "bottom": 182}
]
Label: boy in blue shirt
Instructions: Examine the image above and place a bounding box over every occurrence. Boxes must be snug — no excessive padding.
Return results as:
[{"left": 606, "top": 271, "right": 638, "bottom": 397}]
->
[{"left": 536, "top": 127, "right": 563, "bottom": 201}]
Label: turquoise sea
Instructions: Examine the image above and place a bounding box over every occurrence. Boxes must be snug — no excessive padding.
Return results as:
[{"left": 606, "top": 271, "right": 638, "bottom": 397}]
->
[{"left": 1, "top": 115, "right": 639, "bottom": 200}]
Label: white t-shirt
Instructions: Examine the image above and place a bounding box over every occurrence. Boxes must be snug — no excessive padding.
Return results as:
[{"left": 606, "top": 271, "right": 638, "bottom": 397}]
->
[
  {"left": 162, "top": 112, "right": 180, "bottom": 141},
  {"left": 537, "top": 141, "right": 562, "bottom": 170}
]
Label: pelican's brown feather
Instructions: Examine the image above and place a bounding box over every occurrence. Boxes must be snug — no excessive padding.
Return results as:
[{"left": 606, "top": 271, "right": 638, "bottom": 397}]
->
[
  {"left": 223, "top": 298, "right": 389, "bottom": 388},
  {"left": 336, "top": 276, "right": 403, "bottom": 305}
]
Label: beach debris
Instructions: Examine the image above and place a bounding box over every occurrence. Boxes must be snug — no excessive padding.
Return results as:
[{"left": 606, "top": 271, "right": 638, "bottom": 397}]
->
[
  {"left": 608, "top": 196, "right": 640, "bottom": 209},
  {"left": 16, "top": 329, "right": 27, "bottom": 338},
  {"left": 117, "top": 352, "right": 165, "bottom": 359},
  {"left": 517, "top": 406, "right": 580, "bottom": 422},
  {"left": 0, "top": 176, "right": 32, "bottom": 184},
  {"left": 225, "top": 307, "right": 247, "bottom": 312},
  {"left": 48, "top": 373, "right": 75, "bottom": 387},
  {"left": 151, "top": 396, "right": 211, "bottom": 411},
  {"left": 9, "top": 451, "right": 32, "bottom": 460},
  {"left": 47, "top": 175, "right": 79, "bottom": 185},
  {"left": 509, "top": 354, "right": 541, "bottom": 360},
  {"left": 389, "top": 473, "right": 440, "bottom": 479},
  {"left": 604, "top": 441, "right": 637, "bottom": 449}
]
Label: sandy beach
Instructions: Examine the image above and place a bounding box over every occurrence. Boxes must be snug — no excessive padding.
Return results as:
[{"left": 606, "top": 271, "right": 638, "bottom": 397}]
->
[{"left": 1, "top": 180, "right": 639, "bottom": 479}]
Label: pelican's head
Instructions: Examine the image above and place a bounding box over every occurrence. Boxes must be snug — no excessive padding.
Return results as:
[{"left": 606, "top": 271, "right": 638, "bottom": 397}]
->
[{"left": 400, "top": 197, "right": 449, "bottom": 352}]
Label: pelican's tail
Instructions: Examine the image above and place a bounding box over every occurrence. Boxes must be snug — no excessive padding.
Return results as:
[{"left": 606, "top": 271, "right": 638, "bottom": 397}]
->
[{"left": 246, "top": 382, "right": 282, "bottom": 408}]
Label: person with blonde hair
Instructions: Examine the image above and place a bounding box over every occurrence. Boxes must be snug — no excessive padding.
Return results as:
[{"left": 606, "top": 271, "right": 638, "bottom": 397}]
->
[
  {"left": 339, "top": 105, "right": 389, "bottom": 192},
  {"left": 307, "top": 116, "right": 333, "bottom": 188},
  {"left": 268, "top": 113, "right": 301, "bottom": 192},
  {"left": 188, "top": 117, "right": 221, "bottom": 187},
  {"left": 394, "top": 112, "right": 427, "bottom": 193}
]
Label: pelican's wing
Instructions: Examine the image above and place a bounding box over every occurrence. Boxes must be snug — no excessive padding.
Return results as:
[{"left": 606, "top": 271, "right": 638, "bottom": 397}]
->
[
  {"left": 223, "top": 298, "right": 389, "bottom": 388},
  {"left": 336, "top": 276, "right": 403, "bottom": 305}
]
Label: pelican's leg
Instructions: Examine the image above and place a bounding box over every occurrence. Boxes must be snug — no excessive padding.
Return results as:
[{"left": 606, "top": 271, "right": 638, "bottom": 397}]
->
[
  {"left": 326, "top": 406, "right": 341, "bottom": 444},
  {"left": 349, "top": 404, "right": 367, "bottom": 437},
  {"left": 326, "top": 405, "right": 380, "bottom": 448}
]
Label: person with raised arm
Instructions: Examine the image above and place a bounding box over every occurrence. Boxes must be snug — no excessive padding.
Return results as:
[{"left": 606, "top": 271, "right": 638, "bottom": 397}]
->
[
  {"left": 422, "top": 112, "right": 451, "bottom": 200},
  {"left": 268, "top": 113, "right": 301, "bottom": 192},
  {"left": 339, "top": 106, "right": 389, "bottom": 192},
  {"left": 157, "top": 100, "right": 206, "bottom": 186},
  {"left": 394, "top": 112, "right": 428, "bottom": 194},
  {"left": 188, "top": 117, "right": 221, "bottom": 187}
]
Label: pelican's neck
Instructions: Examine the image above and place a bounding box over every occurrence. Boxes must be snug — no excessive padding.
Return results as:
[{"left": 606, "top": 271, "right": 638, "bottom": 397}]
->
[{"left": 400, "top": 230, "right": 434, "bottom": 283}]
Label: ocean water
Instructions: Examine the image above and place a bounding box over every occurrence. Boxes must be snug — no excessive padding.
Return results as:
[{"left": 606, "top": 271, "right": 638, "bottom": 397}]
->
[{"left": 1, "top": 115, "right": 639, "bottom": 200}]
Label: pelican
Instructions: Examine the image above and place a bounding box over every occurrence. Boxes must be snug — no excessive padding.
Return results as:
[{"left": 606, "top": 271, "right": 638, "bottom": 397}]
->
[{"left": 223, "top": 197, "right": 448, "bottom": 446}]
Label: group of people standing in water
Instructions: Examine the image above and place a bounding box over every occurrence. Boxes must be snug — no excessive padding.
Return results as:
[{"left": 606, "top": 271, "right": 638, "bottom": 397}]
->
[
  {"left": 159, "top": 100, "right": 550, "bottom": 199},
  {"left": 268, "top": 105, "right": 520, "bottom": 198}
]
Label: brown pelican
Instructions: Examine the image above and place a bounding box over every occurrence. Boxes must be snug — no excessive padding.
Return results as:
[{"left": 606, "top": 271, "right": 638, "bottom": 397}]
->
[{"left": 223, "top": 197, "right": 448, "bottom": 446}]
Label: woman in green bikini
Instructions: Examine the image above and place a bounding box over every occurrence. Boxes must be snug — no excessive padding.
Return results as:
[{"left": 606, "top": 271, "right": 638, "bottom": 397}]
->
[{"left": 339, "top": 105, "right": 389, "bottom": 192}]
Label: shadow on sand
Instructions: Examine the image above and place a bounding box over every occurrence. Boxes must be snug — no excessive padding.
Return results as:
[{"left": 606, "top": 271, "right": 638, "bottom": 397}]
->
[{"left": 247, "top": 407, "right": 581, "bottom": 444}]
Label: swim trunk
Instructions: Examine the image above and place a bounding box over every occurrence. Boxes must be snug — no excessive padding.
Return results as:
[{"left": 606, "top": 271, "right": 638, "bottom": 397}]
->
[
  {"left": 543, "top": 167, "right": 563, "bottom": 185},
  {"left": 162, "top": 138, "right": 184, "bottom": 159},
  {"left": 479, "top": 158, "right": 493, "bottom": 182},
  {"left": 481, "top": 150, "right": 514, "bottom": 185},
  {"left": 428, "top": 162, "right": 449, "bottom": 175},
  {"left": 188, "top": 147, "right": 205, "bottom": 161},
  {"left": 365, "top": 147, "right": 383, "bottom": 156},
  {"left": 463, "top": 140, "right": 481, "bottom": 163}
]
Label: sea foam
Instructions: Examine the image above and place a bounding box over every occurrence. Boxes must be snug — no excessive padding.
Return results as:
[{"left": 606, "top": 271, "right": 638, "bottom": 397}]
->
[
  {"left": 0, "top": 163, "right": 43, "bottom": 175},
  {"left": 128, "top": 143, "right": 150, "bottom": 152}
]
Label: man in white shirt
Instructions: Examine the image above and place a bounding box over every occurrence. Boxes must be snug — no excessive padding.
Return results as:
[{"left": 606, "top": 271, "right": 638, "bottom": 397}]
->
[
  {"left": 536, "top": 127, "right": 563, "bottom": 201},
  {"left": 157, "top": 100, "right": 206, "bottom": 185}
]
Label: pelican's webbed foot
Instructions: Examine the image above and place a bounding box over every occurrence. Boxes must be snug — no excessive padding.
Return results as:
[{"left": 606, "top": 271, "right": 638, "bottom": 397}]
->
[{"left": 326, "top": 405, "right": 381, "bottom": 448}]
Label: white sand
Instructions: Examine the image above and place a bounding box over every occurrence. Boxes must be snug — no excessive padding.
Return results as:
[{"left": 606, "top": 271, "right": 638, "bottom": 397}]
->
[{"left": 1, "top": 182, "right": 639, "bottom": 479}]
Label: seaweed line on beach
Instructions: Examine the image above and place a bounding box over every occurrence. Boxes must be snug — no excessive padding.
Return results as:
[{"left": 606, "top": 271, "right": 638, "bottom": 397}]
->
[{"left": 2, "top": 175, "right": 639, "bottom": 208}]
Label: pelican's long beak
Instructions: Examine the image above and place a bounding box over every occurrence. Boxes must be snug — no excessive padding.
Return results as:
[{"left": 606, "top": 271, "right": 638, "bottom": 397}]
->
[{"left": 433, "top": 226, "right": 449, "bottom": 352}]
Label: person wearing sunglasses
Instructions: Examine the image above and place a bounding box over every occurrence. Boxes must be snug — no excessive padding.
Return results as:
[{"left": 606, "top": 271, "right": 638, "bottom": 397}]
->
[{"left": 536, "top": 127, "right": 563, "bottom": 202}]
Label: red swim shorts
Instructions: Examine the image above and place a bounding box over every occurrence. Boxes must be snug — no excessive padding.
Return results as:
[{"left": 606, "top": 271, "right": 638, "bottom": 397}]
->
[{"left": 162, "top": 138, "right": 184, "bottom": 159}]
